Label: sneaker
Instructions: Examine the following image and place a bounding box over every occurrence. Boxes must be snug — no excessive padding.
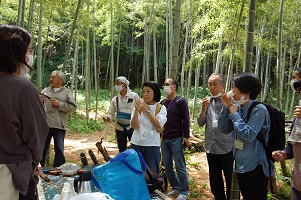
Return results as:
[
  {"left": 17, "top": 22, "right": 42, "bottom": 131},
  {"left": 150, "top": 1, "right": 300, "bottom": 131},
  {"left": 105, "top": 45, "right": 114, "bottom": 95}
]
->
[
  {"left": 166, "top": 190, "right": 179, "bottom": 196},
  {"left": 176, "top": 194, "right": 188, "bottom": 200}
]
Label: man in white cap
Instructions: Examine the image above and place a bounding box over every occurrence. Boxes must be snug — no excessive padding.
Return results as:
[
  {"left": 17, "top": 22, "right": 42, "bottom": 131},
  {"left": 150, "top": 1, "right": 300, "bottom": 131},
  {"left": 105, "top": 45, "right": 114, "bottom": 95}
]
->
[{"left": 103, "top": 76, "right": 140, "bottom": 152}]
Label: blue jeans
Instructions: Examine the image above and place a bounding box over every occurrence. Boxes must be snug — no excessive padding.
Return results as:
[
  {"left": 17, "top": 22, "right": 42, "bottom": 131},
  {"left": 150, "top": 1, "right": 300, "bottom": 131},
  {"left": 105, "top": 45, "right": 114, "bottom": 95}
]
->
[
  {"left": 207, "top": 151, "right": 233, "bottom": 200},
  {"left": 116, "top": 128, "right": 133, "bottom": 153},
  {"left": 40, "top": 128, "right": 66, "bottom": 167},
  {"left": 131, "top": 144, "right": 161, "bottom": 174},
  {"left": 161, "top": 137, "right": 189, "bottom": 195}
]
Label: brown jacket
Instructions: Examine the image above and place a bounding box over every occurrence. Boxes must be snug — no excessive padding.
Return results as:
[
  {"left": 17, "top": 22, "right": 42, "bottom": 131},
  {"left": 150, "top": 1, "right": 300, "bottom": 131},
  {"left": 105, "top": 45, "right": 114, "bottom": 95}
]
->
[
  {"left": 41, "top": 86, "right": 76, "bottom": 130},
  {"left": 0, "top": 74, "right": 48, "bottom": 195}
]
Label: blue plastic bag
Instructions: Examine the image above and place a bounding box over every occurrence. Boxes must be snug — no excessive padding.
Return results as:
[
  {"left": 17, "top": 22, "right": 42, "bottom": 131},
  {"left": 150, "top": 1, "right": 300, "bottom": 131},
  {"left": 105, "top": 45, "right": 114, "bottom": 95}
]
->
[{"left": 92, "top": 149, "right": 150, "bottom": 200}]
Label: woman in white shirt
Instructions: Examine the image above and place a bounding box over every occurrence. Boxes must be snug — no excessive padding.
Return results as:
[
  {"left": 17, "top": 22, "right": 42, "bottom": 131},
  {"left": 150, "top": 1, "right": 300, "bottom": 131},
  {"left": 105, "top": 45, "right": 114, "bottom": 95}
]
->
[{"left": 131, "top": 81, "right": 167, "bottom": 174}]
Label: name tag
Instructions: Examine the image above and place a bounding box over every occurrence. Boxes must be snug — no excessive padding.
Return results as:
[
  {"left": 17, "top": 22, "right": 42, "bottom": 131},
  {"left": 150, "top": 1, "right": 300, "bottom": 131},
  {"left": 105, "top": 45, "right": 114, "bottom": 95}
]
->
[{"left": 234, "top": 139, "right": 244, "bottom": 150}]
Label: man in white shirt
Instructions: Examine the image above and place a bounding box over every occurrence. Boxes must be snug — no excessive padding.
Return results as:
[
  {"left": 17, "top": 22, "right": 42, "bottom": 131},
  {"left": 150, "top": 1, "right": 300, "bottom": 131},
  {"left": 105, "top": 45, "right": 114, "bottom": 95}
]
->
[{"left": 103, "top": 76, "right": 139, "bottom": 152}]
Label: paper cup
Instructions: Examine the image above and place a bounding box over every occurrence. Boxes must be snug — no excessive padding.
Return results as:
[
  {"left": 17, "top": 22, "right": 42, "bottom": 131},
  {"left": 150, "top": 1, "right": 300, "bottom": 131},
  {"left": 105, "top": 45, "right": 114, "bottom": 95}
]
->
[{"left": 226, "top": 91, "right": 234, "bottom": 98}]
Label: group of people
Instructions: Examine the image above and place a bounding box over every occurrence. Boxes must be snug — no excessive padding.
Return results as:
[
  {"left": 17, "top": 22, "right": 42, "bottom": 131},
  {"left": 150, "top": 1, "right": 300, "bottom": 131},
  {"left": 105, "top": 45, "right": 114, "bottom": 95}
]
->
[
  {"left": 1, "top": 24, "right": 300, "bottom": 200},
  {"left": 103, "top": 77, "right": 190, "bottom": 200},
  {"left": 198, "top": 71, "right": 301, "bottom": 200}
]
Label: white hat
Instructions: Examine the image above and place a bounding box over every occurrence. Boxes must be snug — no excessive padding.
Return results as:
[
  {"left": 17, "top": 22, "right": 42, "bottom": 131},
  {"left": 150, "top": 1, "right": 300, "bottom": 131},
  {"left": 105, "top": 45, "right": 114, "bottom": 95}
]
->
[{"left": 116, "top": 76, "right": 130, "bottom": 86}]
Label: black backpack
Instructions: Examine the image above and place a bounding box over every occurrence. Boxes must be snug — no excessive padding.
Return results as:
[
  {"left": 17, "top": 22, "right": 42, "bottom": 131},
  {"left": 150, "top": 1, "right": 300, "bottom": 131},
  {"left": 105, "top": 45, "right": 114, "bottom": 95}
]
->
[
  {"left": 144, "top": 165, "right": 167, "bottom": 193},
  {"left": 247, "top": 102, "right": 286, "bottom": 162}
]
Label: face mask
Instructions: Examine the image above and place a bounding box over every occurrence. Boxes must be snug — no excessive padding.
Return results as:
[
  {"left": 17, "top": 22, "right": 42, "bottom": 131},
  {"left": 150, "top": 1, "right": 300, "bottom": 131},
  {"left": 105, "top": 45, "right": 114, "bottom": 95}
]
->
[
  {"left": 210, "top": 92, "right": 222, "bottom": 98},
  {"left": 115, "top": 85, "right": 123, "bottom": 92},
  {"left": 235, "top": 95, "right": 248, "bottom": 105},
  {"left": 26, "top": 54, "right": 34, "bottom": 67},
  {"left": 291, "top": 79, "right": 298, "bottom": 91},
  {"left": 163, "top": 86, "right": 172, "bottom": 95}
]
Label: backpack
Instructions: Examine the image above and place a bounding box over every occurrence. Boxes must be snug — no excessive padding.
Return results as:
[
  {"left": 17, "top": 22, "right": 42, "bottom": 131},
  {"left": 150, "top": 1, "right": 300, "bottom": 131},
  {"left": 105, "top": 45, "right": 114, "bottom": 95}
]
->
[
  {"left": 144, "top": 164, "right": 167, "bottom": 194},
  {"left": 247, "top": 101, "right": 286, "bottom": 163}
]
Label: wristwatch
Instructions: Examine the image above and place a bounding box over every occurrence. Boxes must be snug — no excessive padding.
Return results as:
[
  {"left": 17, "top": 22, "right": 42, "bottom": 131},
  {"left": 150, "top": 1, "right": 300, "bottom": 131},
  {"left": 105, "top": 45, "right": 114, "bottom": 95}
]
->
[{"left": 146, "top": 110, "right": 151, "bottom": 114}]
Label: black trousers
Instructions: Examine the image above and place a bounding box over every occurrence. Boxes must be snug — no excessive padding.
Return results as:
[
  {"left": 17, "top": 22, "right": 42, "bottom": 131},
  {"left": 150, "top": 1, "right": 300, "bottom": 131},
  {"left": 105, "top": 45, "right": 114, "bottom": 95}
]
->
[
  {"left": 116, "top": 128, "right": 134, "bottom": 153},
  {"left": 237, "top": 165, "right": 268, "bottom": 200},
  {"left": 207, "top": 151, "right": 233, "bottom": 200},
  {"left": 19, "top": 178, "right": 37, "bottom": 200}
]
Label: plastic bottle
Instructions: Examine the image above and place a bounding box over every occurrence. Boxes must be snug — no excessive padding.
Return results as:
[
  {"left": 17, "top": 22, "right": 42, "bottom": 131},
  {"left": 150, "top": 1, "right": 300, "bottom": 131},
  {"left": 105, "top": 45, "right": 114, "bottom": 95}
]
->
[{"left": 60, "top": 182, "right": 71, "bottom": 200}]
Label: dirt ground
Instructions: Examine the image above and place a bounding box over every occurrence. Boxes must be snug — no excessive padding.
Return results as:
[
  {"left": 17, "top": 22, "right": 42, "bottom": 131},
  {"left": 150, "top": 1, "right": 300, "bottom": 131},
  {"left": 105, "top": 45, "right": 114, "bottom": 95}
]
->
[{"left": 54, "top": 123, "right": 214, "bottom": 200}]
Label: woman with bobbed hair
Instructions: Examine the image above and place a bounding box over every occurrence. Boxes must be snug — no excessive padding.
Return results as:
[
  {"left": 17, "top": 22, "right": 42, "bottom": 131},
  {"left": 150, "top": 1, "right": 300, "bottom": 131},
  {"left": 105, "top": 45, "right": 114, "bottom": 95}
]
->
[
  {"left": 0, "top": 25, "right": 48, "bottom": 200},
  {"left": 130, "top": 81, "right": 167, "bottom": 174},
  {"left": 221, "top": 73, "right": 274, "bottom": 200}
]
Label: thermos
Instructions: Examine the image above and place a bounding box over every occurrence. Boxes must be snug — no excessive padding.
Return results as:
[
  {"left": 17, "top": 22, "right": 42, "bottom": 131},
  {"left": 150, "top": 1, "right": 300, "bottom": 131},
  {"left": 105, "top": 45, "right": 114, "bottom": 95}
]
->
[{"left": 74, "top": 170, "right": 96, "bottom": 193}]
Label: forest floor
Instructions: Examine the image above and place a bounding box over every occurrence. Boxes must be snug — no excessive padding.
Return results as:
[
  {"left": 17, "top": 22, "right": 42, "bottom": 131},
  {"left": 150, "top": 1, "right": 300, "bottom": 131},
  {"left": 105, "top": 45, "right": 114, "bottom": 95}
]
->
[{"left": 57, "top": 122, "right": 214, "bottom": 200}]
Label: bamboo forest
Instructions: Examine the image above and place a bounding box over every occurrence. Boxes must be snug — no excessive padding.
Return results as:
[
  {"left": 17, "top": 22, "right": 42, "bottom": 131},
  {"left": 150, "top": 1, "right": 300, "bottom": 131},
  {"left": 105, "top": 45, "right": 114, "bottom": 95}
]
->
[{"left": 1, "top": 0, "right": 301, "bottom": 199}]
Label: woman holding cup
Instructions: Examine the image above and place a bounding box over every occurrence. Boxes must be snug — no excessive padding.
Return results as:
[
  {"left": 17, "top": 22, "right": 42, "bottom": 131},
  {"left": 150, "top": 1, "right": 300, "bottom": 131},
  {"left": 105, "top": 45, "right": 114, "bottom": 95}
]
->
[
  {"left": 221, "top": 73, "right": 273, "bottom": 200},
  {"left": 130, "top": 81, "right": 167, "bottom": 174}
]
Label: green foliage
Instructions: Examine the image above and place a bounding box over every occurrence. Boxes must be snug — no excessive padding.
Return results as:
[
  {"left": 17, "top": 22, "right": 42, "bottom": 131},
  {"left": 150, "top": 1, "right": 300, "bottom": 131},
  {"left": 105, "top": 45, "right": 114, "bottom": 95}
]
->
[{"left": 67, "top": 112, "right": 104, "bottom": 135}]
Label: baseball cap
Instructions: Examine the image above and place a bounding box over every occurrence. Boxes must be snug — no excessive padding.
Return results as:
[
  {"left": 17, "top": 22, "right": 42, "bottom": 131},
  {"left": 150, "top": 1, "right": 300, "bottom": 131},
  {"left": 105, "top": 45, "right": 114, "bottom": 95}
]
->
[{"left": 116, "top": 76, "right": 130, "bottom": 86}]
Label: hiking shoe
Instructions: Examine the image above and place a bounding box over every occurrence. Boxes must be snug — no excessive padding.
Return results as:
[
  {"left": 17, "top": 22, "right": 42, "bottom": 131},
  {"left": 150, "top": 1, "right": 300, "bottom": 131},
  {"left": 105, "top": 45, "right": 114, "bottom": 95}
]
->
[
  {"left": 176, "top": 194, "right": 188, "bottom": 200},
  {"left": 166, "top": 190, "right": 179, "bottom": 196}
]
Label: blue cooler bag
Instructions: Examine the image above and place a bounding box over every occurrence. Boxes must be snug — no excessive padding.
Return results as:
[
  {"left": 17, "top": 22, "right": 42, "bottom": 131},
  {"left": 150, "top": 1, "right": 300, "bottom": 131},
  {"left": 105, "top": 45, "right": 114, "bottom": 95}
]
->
[{"left": 92, "top": 149, "right": 150, "bottom": 200}]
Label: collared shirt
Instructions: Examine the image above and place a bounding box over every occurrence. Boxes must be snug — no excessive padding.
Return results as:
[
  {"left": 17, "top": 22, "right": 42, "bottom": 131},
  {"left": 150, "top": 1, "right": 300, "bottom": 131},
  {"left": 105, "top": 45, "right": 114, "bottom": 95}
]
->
[
  {"left": 197, "top": 97, "right": 234, "bottom": 154},
  {"left": 106, "top": 89, "right": 140, "bottom": 131},
  {"left": 231, "top": 100, "right": 273, "bottom": 177},
  {"left": 130, "top": 103, "right": 167, "bottom": 147}
]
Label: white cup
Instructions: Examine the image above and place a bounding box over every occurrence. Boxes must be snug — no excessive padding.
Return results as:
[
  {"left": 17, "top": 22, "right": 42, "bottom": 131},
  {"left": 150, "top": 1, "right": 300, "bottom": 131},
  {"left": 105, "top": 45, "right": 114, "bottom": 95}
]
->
[{"left": 226, "top": 90, "right": 234, "bottom": 98}]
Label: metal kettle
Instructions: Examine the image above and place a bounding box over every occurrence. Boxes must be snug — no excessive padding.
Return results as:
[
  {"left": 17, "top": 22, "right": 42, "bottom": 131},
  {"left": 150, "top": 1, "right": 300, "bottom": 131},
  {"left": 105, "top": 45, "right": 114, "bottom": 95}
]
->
[{"left": 74, "top": 170, "right": 96, "bottom": 193}]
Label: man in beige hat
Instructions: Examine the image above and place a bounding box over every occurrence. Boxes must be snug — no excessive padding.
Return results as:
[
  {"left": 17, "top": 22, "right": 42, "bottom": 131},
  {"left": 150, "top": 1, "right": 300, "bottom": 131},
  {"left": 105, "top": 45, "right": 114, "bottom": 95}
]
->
[{"left": 103, "top": 76, "right": 139, "bottom": 152}]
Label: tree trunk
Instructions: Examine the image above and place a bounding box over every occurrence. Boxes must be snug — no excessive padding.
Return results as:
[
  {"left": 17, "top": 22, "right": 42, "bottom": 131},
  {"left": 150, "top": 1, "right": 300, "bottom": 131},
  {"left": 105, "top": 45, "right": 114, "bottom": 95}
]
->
[
  {"left": 62, "top": 0, "right": 82, "bottom": 72},
  {"left": 116, "top": 23, "right": 121, "bottom": 77},
  {"left": 36, "top": 0, "right": 43, "bottom": 92},
  {"left": 230, "top": 172, "right": 240, "bottom": 200},
  {"left": 85, "top": 1, "right": 90, "bottom": 122},
  {"left": 186, "top": 39, "right": 194, "bottom": 98},
  {"left": 17, "top": 0, "right": 22, "bottom": 25},
  {"left": 262, "top": 24, "right": 274, "bottom": 102},
  {"left": 170, "top": 0, "right": 181, "bottom": 78},
  {"left": 168, "top": 0, "right": 173, "bottom": 78},
  {"left": 180, "top": 0, "right": 192, "bottom": 96},
  {"left": 165, "top": 0, "right": 169, "bottom": 79},
  {"left": 71, "top": 30, "right": 79, "bottom": 92},
  {"left": 255, "top": 16, "right": 266, "bottom": 76},
  {"left": 153, "top": 32, "right": 158, "bottom": 83},
  {"left": 110, "top": 2, "right": 114, "bottom": 99},
  {"left": 192, "top": 58, "right": 201, "bottom": 120},
  {"left": 215, "top": 37, "right": 223, "bottom": 73},
  {"left": 244, "top": 0, "right": 256, "bottom": 72},
  {"left": 226, "top": 0, "right": 245, "bottom": 91},
  {"left": 276, "top": 0, "right": 284, "bottom": 109},
  {"left": 93, "top": 3, "right": 98, "bottom": 121},
  {"left": 27, "top": 0, "right": 35, "bottom": 34},
  {"left": 20, "top": 0, "right": 25, "bottom": 27}
]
